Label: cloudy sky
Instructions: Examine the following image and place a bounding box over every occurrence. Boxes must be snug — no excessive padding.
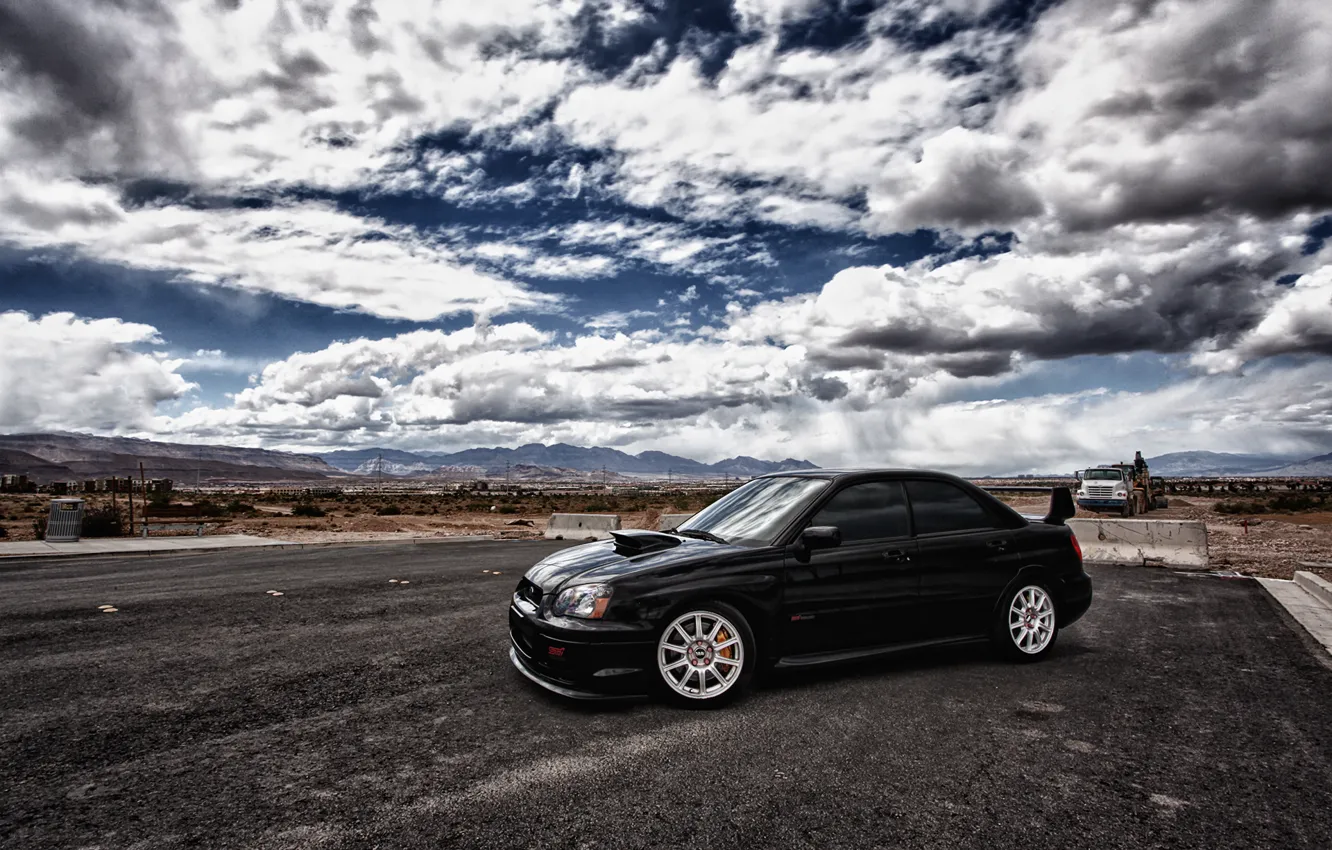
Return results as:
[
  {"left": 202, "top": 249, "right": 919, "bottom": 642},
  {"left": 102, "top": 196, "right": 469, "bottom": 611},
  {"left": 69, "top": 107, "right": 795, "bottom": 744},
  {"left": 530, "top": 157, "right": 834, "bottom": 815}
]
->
[{"left": 1, "top": 0, "right": 1330, "bottom": 473}]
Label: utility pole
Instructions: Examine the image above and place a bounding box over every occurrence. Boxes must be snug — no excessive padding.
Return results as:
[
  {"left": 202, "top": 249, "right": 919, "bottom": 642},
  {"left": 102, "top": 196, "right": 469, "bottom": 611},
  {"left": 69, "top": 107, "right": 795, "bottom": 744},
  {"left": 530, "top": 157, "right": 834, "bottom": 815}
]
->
[
  {"left": 505, "top": 461, "right": 511, "bottom": 485},
  {"left": 138, "top": 462, "right": 147, "bottom": 538},
  {"left": 124, "top": 475, "right": 134, "bottom": 536}
]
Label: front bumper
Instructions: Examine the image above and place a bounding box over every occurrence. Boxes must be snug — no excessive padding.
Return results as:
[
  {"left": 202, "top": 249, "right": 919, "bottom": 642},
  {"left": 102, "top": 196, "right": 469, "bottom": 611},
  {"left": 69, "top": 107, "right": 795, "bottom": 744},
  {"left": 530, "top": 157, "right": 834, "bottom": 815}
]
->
[
  {"left": 508, "top": 602, "right": 654, "bottom": 699},
  {"left": 1076, "top": 498, "right": 1127, "bottom": 510}
]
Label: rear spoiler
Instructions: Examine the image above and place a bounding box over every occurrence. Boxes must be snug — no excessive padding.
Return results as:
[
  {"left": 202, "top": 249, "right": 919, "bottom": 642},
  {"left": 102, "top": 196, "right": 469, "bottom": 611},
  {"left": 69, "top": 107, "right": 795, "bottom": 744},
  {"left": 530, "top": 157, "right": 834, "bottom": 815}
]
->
[{"left": 980, "top": 486, "right": 1076, "bottom": 526}]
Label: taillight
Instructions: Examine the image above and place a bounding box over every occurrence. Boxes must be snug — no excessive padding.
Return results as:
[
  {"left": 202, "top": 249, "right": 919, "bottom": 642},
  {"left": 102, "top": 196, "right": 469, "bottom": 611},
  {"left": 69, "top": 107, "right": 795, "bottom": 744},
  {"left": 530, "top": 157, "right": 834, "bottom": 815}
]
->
[{"left": 1069, "top": 532, "right": 1083, "bottom": 561}]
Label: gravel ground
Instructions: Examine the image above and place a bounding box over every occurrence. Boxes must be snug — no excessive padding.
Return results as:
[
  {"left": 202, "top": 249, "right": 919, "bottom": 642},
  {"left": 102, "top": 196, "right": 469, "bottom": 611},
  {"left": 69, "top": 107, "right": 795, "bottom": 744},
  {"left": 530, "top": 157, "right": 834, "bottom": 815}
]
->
[{"left": 3, "top": 544, "right": 1332, "bottom": 849}]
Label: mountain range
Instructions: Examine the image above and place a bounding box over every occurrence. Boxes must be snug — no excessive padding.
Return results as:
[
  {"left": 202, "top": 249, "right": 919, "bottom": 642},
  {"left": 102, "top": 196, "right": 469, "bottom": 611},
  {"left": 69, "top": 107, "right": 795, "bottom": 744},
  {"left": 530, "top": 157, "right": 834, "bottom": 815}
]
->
[
  {"left": 1144, "top": 451, "right": 1332, "bottom": 477},
  {"left": 0, "top": 433, "right": 815, "bottom": 484},
  {"left": 323, "top": 443, "right": 818, "bottom": 479},
  {"left": 0, "top": 433, "right": 339, "bottom": 484},
  {"left": 3, "top": 434, "right": 1330, "bottom": 486}
]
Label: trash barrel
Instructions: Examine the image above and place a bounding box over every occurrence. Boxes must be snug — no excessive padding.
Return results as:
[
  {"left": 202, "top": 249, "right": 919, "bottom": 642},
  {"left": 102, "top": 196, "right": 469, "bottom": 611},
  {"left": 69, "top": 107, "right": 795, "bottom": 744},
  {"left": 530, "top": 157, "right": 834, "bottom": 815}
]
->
[{"left": 45, "top": 498, "right": 85, "bottom": 542}]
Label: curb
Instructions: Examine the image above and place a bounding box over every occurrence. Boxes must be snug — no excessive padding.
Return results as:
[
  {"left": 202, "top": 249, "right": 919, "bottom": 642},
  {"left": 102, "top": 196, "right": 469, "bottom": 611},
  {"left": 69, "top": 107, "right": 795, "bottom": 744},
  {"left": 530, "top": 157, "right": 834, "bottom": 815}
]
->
[
  {"left": 1295, "top": 571, "right": 1332, "bottom": 609},
  {"left": 1258, "top": 571, "right": 1332, "bottom": 661}
]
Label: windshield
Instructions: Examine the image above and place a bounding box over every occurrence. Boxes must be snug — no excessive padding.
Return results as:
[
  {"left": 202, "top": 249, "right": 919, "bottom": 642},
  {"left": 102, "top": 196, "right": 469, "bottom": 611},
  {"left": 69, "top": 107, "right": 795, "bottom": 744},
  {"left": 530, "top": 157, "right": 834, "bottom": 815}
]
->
[
  {"left": 1082, "top": 469, "right": 1124, "bottom": 481},
  {"left": 678, "top": 476, "right": 829, "bottom": 547}
]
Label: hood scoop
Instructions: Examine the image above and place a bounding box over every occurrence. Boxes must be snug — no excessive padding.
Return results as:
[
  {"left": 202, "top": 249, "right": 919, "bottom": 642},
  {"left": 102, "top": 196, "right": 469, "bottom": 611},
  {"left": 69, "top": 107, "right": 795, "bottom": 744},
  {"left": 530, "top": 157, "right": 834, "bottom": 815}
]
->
[{"left": 609, "top": 530, "right": 683, "bottom": 557}]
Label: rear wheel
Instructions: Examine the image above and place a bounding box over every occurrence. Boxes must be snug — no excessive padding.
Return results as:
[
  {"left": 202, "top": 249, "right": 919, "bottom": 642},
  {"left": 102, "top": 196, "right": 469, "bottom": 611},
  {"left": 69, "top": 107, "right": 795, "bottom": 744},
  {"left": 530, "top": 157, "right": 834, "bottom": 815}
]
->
[
  {"left": 994, "top": 582, "right": 1059, "bottom": 662},
  {"left": 654, "top": 602, "right": 754, "bottom": 707}
]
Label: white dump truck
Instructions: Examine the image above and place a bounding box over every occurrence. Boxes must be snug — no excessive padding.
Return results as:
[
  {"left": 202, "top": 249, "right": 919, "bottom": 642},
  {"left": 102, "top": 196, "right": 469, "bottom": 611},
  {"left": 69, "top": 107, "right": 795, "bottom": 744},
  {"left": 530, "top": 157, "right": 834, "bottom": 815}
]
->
[{"left": 1075, "top": 467, "right": 1135, "bottom": 517}]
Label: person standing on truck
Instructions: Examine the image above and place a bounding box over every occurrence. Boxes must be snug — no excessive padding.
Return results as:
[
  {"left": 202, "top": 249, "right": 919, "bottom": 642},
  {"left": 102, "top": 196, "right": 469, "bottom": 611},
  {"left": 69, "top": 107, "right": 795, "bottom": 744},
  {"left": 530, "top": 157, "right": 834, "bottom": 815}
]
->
[{"left": 1134, "top": 451, "right": 1146, "bottom": 474}]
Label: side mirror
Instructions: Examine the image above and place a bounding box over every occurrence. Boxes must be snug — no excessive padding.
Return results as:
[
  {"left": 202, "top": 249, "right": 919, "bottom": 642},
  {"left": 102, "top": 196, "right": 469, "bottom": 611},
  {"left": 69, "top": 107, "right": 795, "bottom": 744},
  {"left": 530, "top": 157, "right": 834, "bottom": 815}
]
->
[{"left": 799, "top": 525, "right": 842, "bottom": 552}]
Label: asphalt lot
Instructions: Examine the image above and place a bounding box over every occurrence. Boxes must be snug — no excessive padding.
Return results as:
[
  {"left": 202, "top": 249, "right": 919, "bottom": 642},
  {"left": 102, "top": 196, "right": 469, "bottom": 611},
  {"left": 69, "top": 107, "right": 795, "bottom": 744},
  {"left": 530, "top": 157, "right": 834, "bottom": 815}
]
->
[{"left": 3, "top": 543, "right": 1331, "bottom": 850}]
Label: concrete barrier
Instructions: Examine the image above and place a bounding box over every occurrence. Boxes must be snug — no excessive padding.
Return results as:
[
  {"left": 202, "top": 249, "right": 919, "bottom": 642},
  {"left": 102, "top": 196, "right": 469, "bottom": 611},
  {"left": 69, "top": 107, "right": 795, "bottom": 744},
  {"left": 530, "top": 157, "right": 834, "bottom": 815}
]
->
[
  {"left": 657, "top": 513, "right": 693, "bottom": 531},
  {"left": 545, "top": 513, "right": 622, "bottom": 540},
  {"left": 1067, "top": 519, "right": 1208, "bottom": 568}
]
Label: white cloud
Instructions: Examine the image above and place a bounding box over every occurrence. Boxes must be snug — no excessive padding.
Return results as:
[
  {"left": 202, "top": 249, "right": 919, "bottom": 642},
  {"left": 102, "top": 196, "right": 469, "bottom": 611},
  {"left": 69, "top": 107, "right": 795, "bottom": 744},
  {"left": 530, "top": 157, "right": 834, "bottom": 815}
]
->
[
  {"left": 0, "top": 177, "right": 556, "bottom": 322},
  {"left": 149, "top": 310, "right": 1332, "bottom": 471},
  {"left": 553, "top": 35, "right": 992, "bottom": 229},
  {"left": 0, "top": 312, "right": 194, "bottom": 433},
  {"left": 584, "top": 309, "right": 657, "bottom": 329},
  {"left": 515, "top": 254, "right": 617, "bottom": 280},
  {"left": 1191, "top": 262, "right": 1332, "bottom": 373}
]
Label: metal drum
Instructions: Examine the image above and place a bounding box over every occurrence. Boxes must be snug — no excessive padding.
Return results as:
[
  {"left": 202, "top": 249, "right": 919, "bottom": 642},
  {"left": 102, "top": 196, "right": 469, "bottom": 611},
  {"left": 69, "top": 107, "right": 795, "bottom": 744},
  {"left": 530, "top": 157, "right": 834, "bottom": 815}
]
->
[{"left": 45, "top": 498, "right": 85, "bottom": 542}]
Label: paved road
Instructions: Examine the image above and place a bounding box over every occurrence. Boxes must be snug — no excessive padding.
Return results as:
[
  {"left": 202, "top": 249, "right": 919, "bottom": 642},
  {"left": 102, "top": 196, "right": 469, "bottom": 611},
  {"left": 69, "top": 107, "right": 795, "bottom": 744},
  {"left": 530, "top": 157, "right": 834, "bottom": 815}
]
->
[{"left": 2, "top": 544, "right": 1331, "bottom": 849}]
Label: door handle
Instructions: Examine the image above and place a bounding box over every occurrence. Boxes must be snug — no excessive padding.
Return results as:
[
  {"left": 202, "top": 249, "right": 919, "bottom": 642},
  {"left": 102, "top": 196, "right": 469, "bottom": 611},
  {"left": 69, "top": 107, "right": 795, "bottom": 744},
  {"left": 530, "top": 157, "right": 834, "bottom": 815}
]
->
[
  {"left": 882, "top": 549, "right": 910, "bottom": 563},
  {"left": 987, "top": 539, "right": 1010, "bottom": 551}
]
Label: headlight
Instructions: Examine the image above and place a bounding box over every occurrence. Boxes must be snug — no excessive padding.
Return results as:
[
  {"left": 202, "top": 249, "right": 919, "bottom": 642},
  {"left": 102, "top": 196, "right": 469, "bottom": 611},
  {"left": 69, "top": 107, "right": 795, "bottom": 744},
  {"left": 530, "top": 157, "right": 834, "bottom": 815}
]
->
[{"left": 552, "top": 584, "right": 612, "bottom": 619}]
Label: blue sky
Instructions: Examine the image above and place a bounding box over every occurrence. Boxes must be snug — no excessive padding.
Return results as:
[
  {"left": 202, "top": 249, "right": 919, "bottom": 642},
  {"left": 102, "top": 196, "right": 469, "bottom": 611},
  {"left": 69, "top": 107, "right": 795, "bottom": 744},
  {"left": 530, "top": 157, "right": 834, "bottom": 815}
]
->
[{"left": 1, "top": 0, "right": 1330, "bottom": 473}]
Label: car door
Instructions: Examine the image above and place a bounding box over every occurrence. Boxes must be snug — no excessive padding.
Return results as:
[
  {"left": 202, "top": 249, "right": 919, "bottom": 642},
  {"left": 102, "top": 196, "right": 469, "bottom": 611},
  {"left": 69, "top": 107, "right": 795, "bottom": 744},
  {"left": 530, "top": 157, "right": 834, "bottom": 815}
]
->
[
  {"left": 905, "top": 479, "right": 1024, "bottom": 640},
  {"left": 781, "top": 480, "right": 919, "bottom": 656}
]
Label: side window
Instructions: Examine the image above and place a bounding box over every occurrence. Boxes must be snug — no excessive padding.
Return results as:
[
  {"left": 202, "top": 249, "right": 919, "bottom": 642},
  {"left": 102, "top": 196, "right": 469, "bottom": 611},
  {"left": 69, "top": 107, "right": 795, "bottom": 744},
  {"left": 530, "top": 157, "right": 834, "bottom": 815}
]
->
[
  {"left": 905, "top": 480, "right": 998, "bottom": 535},
  {"left": 809, "top": 481, "right": 910, "bottom": 543}
]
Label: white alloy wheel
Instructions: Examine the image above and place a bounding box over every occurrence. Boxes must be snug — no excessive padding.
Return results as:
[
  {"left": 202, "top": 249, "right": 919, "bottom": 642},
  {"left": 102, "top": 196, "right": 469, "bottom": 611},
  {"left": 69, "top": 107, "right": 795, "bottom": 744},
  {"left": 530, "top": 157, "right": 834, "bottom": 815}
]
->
[
  {"left": 1008, "top": 585, "right": 1056, "bottom": 654},
  {"left": 657, "top": 610, "right": 745, "bottom": 700}
]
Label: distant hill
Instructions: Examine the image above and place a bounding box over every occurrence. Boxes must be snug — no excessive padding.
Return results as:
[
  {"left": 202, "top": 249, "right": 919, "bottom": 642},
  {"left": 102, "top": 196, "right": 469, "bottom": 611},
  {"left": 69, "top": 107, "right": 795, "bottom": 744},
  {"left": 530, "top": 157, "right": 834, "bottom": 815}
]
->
[
  {"left": 1146, "top": 450, "right": 1332, "bottom": 477},
  {"left": 0, "top": 449, "right": 77, "bottom": 481},
  {"left": 1145, "top": 451, "right": 1300, "bottom": 476},
  {"left": 0, "top": 433, "right": 342, "bottom": 484},
  {"left": 351, "top": 458, "right": 438, "bottom": 476},
  {"left": 1253, "top": 452, "right": 1332, "bottom": 477},
  {"left": 320, "top": 448, "right": 436, "bottom": 470},
  {"left": 320, "top": 442, "right": 817, "bottom": 478}
]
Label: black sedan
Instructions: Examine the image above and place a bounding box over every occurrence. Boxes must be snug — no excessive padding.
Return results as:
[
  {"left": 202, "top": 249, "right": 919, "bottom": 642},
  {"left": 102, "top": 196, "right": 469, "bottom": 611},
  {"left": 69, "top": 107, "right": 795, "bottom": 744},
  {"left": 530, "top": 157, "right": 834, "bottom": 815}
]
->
[{"left": 509, "top": 469, "right": 1092, "bottom": 706}]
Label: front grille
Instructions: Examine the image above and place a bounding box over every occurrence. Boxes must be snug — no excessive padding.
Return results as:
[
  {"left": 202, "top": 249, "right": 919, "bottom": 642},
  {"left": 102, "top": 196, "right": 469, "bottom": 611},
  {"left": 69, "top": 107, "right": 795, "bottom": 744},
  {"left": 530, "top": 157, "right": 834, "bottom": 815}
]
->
[{"left": 1085, "top": 485, "right": 1116, "bottom": 498}]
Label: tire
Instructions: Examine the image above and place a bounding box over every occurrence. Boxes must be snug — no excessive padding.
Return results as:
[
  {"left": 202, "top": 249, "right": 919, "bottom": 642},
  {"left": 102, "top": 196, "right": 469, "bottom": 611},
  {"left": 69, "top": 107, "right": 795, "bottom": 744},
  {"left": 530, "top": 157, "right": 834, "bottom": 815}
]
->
[
  {"left": 653, "top": 601, "right": 755, "bottom": 708},
  {"left": 1121, "top": 500, "right": 1132, "bottom": 518},
  {"left": 994, "top": 582, "right": 1059, "bottom": 662}
]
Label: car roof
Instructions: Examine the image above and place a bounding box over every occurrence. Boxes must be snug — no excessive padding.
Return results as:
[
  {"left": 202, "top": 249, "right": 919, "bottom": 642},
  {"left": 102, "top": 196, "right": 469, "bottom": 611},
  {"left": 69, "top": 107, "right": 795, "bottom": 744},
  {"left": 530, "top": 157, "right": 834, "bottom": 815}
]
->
[{"left": 756, "top": 468, "right": 968, "bottom": 483}]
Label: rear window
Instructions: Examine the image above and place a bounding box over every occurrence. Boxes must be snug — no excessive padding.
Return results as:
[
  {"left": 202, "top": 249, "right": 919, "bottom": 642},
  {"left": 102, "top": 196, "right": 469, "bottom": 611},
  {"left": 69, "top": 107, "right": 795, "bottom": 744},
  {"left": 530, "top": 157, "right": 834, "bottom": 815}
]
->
[{"left": 906, "top": 480, "right": 998, "bottom": 535}]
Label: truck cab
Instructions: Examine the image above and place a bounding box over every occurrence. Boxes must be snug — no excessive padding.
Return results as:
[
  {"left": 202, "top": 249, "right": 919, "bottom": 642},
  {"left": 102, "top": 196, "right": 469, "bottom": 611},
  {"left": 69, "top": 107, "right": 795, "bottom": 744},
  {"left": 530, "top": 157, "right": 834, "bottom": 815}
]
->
[{"left": 1075, "top": 467, "right": 1134, "bottom": 517}]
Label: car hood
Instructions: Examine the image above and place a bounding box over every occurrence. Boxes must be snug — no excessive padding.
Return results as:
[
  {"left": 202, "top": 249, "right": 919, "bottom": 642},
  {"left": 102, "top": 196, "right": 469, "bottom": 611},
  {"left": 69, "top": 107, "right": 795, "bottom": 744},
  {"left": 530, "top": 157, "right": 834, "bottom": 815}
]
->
[{"left": 525, "top": 534, "right": 745, "bottom": 591}]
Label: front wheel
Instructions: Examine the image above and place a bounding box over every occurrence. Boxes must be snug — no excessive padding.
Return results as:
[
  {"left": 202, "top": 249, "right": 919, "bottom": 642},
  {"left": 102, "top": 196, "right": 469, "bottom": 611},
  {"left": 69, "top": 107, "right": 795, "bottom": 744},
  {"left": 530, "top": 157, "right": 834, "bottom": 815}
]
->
[
  {"left": 994, "top": 583, "right": 1059, "bottom": 662},
  {"left": 654, "top": 602, "right": 755, "bottom": 707}
]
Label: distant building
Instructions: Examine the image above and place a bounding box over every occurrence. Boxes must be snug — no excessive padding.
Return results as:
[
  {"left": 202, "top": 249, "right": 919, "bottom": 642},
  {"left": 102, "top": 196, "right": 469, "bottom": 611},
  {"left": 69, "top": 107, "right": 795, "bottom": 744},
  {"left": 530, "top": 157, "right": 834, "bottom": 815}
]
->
[
  {"left": 127, "top": 478, "right": 174, "bottom": 495},
  {"left": 0, "top": 474, "right": 34, "bottom": 493},
  {"left": 264, "top": 486, "right": 342, "bottom": 498}
]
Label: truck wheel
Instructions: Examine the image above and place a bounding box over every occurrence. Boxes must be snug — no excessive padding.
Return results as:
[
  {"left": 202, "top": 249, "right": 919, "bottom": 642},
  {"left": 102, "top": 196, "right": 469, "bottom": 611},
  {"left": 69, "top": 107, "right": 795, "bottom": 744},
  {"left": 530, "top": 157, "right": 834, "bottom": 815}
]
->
[{"left": 1121, "top": 501, "right": 1132, "bottom": 518}]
